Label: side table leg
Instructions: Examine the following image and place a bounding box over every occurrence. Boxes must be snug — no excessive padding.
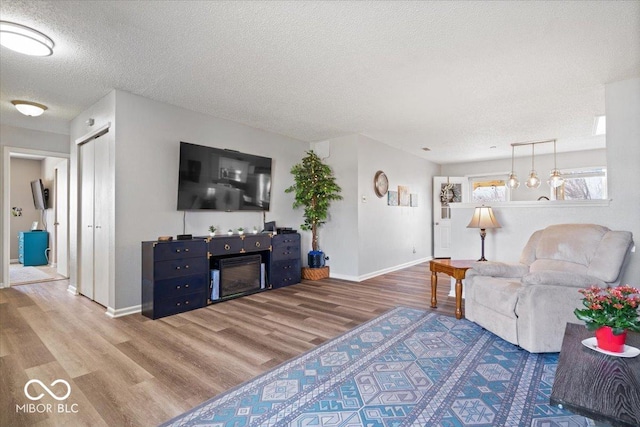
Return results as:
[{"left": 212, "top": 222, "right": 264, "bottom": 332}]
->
[
  {"left": 431, "top": 271, "right": 438, "bottom": 308},
  {"left": 455, "top": 279, "right": 463, "bottom": 319}
]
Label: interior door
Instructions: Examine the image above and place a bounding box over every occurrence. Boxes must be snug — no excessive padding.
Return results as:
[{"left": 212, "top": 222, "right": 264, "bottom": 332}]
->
[
  {"left": 54, "top": 160, "right": 69, "bottom": 277},
  {"left": 80, "top": 141, "right": 95, "bottom": 300},
  {"left": 433, "top": 176, "right": 468, "bottom": 258},
  {"left": 93, "top": 137, "right": 109, "bottom": 306}
]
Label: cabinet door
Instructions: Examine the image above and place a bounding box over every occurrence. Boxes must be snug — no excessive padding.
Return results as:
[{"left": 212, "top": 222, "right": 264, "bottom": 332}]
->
[
  {"left": 93, "top": 138, "right": 110, "bottom": 306},
  {"left": 79, "top": 141, "right": 95, "bottom": 300}
]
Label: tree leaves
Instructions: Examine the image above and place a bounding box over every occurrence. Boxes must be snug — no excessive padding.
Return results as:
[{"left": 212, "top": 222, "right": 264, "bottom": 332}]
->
[{"left": 285, "top": 151, "right": 342, "bottom": 251}]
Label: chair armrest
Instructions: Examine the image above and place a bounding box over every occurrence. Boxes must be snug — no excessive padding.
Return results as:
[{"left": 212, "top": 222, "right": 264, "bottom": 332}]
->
[
  {"left": 521, "top": 271, "right": 607, "bottom": 288},
  {"left": 469, "top": 261, "right": 529, "bottom": 278}
]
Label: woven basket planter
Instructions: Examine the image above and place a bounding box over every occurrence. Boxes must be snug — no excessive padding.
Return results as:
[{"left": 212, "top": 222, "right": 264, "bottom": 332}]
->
[{"left": 301, "top": 266, "right": 330, "bottom": 281}]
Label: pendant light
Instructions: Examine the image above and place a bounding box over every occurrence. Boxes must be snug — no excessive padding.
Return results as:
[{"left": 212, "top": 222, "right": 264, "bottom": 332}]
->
[
  {"left": 506, "top": 145, "right": 520, "bottom": 189},
  {"left": 525, "top": 144, "right": 540, "bottom": 189},
  {"left": 548, "top": 139, "right": 564, "bottom": 188}
]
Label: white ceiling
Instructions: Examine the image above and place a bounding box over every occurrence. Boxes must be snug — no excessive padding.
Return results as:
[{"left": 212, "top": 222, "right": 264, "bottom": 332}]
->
[{"left": 1, "top": 1, "right": 638, "bottom": 164}]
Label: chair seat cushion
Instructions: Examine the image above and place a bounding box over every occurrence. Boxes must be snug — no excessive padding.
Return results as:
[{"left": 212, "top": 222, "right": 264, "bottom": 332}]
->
[{"left": 470, "top": 276, "right": 521, "bottom": 319}]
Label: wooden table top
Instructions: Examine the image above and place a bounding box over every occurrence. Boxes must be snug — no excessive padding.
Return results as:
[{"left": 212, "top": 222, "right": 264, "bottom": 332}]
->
[
  {"left": 429, "top": 259, "right": 476, "bottom": 269},
  {"left": 550, "top": 323, "right": 640, "bottom": 427}
]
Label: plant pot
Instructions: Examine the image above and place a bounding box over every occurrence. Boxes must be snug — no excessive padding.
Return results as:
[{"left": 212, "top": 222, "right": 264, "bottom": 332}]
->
[
  {"left": 302, "top": 266, "right": 329, "bottom": 280},
  {"left": 308, "top": 250, "right": 325, "bottom": 268},
  {"left": 209, "top": 232, "right": 216, "bottom": 237},
  {"left": 595, "top": 326, "right": 627, "bottom": 353}
]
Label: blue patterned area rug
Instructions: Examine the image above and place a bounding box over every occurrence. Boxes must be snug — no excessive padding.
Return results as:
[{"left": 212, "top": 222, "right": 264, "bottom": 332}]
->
[{"left": 162, "top": 307, "right": 590, "bottom": 427}]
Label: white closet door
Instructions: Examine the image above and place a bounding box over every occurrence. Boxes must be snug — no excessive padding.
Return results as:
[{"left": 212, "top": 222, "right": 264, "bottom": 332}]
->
[
  {"left": 93, "top": 138, "right": 109, "bottom": 306},
  {"left": 80, "top": 141, "right": 95, "bottom": 300}
]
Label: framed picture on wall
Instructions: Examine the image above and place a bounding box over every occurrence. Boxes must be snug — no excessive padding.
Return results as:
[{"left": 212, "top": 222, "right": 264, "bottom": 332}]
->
[
  {"left": 387, "top": 190, "right": 398, "bottom": 206},
  {"left": 398, "top": 186, "right": 410, "bottom": 206}
]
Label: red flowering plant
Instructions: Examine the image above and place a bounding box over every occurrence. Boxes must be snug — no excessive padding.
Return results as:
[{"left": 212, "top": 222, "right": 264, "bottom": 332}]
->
[{"left": 574, "top": 285, "right": 640, "bottom": 335}]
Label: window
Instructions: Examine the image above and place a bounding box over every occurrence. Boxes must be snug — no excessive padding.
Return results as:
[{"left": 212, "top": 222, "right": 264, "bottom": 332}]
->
[
  {"left": 554, "top": 168, "right": 607, "bottom": 200},
  {"left": 470, "top": 177, "right": 508, "bottom": 203}
]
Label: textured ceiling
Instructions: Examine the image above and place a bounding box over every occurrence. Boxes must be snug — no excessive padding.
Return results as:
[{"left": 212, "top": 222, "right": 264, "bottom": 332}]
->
[{"left": 1, "top": 1, "right": 638, "bottom": 164}]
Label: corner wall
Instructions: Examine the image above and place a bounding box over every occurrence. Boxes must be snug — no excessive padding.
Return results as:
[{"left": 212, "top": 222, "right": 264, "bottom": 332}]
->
[
  {"left": 9, "top": 158, "right": 42, "bottom": 259},
  {"left": 319, "top": 134, "right": 439, "bottom": 281},
  {"left": 357, "top": 135, "right": 437, "bottom": 279},
  {"left": 100, "top": 90, "right": 307, "bottom": 310}
]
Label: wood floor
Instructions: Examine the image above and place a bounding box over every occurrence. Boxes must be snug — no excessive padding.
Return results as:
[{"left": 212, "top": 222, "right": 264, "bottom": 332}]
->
[{"left": 0, "top": 263, "right": 461, "bottom": 427}]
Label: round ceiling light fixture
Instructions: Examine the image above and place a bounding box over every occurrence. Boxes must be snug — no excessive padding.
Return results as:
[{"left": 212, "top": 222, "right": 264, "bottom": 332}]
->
[
  {"left": 0, "top": 21, "right": 54, "bottom": 56},
  {"left": 12, "top": 100, "right": 48, "bottom": 117}
]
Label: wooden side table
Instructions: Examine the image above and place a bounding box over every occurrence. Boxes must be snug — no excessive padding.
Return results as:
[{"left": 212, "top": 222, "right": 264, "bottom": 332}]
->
[{"left": 429, "top": 259, "right": 474, "bottom": 319}]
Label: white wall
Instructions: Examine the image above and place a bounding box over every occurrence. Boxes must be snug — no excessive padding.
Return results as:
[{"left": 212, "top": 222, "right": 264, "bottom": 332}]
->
[
  {"left": 313, "top": 135, "right": 360, "bottom": 276},
  {"left": 448, "top": 78, "right": 639, "bottom": 284},
  {"left": 9, "top": 158, "right": 42, "bottom": 259},
  {"left": 319, "top": 134, "right": 439, "bottom": 281},
  {"left": 357, "top": 135, "right": 437, "bottom": 278},
  {"left": 1, "top": 125, "right": 69, "bottom": 287},
  {"left": 605, "top": 78, "right": 640, "bottom": 283},
  {"left": 70, "top": 90, "right": 309, "bottom": 311},
  {"left": 442, "top": 149, "right": 607, "bottom": 201}
]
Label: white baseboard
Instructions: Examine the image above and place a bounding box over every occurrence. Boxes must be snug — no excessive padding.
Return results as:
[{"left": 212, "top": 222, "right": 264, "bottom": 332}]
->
[
  {"left": 330, "top": 257, "right": 432, "bottom": 282},
  {"left": 67, "top": 284, "right": 78, "bottom": 295},
  {"left": 106, "top": 305, "right": 141, "bottom": 318}
]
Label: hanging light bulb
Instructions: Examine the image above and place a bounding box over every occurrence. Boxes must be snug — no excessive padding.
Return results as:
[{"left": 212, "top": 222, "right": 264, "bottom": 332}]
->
[
  {"left": 548, "top": 139, "right": 564, "bottom": 188},
  {"left": 525, "top": 144, "right": 540, "bottom": 189},
  {"left": 506, "top": 145, "right": 520, "bottom": 189}
]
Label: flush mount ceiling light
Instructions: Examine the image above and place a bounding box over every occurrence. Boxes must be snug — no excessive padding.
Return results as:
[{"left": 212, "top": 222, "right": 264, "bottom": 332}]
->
[
  {"left": 0, "top": 21, "right": 54, "bottom": 56},
  {"left": 11, "top": 100, "right": 48, "bottom": 116}
]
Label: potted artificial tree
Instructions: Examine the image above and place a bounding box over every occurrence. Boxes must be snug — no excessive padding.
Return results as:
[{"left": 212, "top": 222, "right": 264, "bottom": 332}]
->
[{"left": 285, "top": 150, "right": 342, "bottom": 277}]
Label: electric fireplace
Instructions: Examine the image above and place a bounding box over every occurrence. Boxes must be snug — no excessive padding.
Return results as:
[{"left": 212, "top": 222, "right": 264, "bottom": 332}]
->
[{"left": 215, "top": 255, "right": 262, "bottom": 298}]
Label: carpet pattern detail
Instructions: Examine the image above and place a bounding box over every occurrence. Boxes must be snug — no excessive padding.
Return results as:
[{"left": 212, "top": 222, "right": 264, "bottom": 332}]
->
[{"left": 162, "top": 307, "right": 589, "bottom": 427}]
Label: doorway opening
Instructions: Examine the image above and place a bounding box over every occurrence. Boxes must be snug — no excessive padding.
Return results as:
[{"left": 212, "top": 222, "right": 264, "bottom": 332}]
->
[{"left": 3, "top": 147, "right": 70, "bottom": 287}]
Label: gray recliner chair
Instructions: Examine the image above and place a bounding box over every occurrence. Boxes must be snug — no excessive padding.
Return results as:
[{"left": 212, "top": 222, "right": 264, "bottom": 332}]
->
[{"left": 464, "top": 224, "right": 633, "bottom": 353}]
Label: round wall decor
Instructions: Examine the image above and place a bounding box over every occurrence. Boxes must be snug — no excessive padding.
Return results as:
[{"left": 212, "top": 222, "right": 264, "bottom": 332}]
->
[{"left": 373, "top": 170, "right": 389, "bottom": 197}]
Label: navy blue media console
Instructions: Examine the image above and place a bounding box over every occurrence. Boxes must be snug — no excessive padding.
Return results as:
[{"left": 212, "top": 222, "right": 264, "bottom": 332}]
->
[{"left": 141, "top": 233, "right": 301, "bottom": 319}]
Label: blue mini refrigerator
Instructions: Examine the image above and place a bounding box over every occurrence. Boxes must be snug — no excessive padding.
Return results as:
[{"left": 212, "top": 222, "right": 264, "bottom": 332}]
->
[{"left": 18, "top": 231, "right": 49, "bottom": 266}]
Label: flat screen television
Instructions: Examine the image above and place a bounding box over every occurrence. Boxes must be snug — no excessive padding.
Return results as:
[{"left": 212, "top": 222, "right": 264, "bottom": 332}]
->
[
  {"left": 31, "top": 179, "right": 47, "bottom": 210},
  {"left": 177, "top": 142, "right": 272, "bottom": 211}
]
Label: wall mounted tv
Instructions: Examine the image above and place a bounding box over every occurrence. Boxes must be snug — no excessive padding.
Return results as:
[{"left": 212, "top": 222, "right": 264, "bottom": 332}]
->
[
  {"left": 31, "top": 179, "right": 48, "bottom": 210},
  {"left": 177, "top": 142, "right": 272, "bottom": 211}
]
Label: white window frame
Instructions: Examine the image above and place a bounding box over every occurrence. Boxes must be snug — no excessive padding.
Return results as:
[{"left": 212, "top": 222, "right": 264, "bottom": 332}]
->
[
  {"left": 467, "top": 173, "right": 511, "bottom": 203},
  {"left": 552, "top": 167, "right": 607, "bottom": 201}
]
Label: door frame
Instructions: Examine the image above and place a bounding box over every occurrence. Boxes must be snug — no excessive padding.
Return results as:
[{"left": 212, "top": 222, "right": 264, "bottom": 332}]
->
[
  {"left": 2, "top": 146, "right": 70, "bottom": 288},
  {"left": 54, "top": 160, "right": 69, "bottom": 277}
]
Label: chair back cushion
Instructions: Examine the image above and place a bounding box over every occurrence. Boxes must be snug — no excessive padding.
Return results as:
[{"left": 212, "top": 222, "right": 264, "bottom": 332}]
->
[{"left": 524, "top": 224, "right": 632, "bottom": 283}]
